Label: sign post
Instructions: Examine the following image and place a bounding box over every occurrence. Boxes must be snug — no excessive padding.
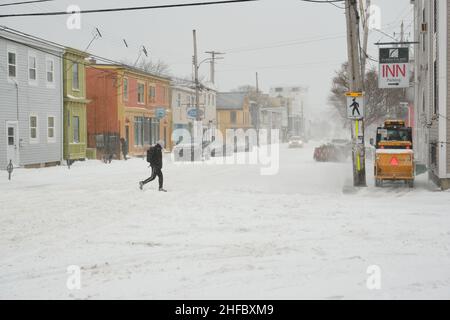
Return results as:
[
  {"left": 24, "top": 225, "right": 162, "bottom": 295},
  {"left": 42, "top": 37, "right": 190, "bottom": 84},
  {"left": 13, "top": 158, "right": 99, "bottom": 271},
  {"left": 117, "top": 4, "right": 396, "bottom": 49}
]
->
[
  {"left": 346, "top": 92, "right": 366, "bottom": 178},
  {"left": 346, "top": 92, "right": 365, "bottom": 120}
]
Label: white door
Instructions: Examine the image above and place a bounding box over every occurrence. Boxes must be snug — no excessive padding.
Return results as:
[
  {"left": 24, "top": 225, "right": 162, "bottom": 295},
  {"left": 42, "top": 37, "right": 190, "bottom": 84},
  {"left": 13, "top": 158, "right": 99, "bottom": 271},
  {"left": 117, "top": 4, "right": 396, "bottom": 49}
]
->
[{"left": 6, "top": 121, "right": 20, "bottom": 167}]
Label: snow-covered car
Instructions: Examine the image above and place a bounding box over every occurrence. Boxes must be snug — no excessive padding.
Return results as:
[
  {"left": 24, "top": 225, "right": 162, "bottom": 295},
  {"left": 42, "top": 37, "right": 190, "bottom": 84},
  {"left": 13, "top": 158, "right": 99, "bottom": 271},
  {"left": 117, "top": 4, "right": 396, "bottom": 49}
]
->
[
  {"left": 313, "top": 139, "right": 351, "bottom": 162},
  {"left": 288, "top": 136, "right": 304, "bottom": 148}
]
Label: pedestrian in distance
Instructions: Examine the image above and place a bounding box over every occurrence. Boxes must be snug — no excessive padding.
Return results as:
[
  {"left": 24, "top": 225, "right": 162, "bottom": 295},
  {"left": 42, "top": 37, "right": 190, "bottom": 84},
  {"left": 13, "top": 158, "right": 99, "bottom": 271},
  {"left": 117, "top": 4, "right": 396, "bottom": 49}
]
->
[
  {"left": 139, "top": 140, "right": 167, "bottom": 192},
  {"left": 120, "top": 137, "right": 128, "bottom": 160}
]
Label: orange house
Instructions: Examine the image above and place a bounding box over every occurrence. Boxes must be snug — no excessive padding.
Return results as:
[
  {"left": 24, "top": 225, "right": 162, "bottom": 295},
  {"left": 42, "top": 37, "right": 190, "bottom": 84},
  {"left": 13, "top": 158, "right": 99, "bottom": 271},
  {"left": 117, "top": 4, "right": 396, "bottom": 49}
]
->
[{"left": 86, "top": 64, "right": 171, "bottom": 160}]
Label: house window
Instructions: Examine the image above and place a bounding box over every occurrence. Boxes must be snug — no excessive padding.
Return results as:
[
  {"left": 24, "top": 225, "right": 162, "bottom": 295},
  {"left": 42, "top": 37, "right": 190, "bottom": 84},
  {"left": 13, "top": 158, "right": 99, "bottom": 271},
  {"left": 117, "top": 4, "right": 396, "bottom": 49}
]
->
[
  {"left": 230, "top": 111, "right": 237, "bottom": 125},
  {"left": 72, "top": 63, "right": 80, "bottom": 90},
  {"left": 151, "top": 118, "right": 160, "bottom": 144},
  {"left": 134, "top": 117, "right": 143, "bottom": 146},
  {"left": 73, "top": 116, "right": 80, "bottom": 143},
  {"left": 149, "top": 86, "right": 156, "bottom": 102},
  {"left": 46, "top": 59, "right": 54, "bottom": 83},
  {"left": 163, "top": 87, "right": 168, "bottom": 103},
  {"left": 30, "top": 115, "right": 38, "bottom": 142},
  {"left": 143, "top": 118, "right": 151, "bottom": 145},
  {"left": 138, "top": 83, "right": 145, "bottom": 104},
  {"left": 186, "top": 96, "right": 191, "bottom": 108},
  {"left": 28, "top": 55, "right": 37, "bottom": 82},
  {"left": 177, "top": 93, "right": 181, "bottom": 107},
  {"left": 47, "top": 116, "right": 55, "bottom": 141},
  {"left": 8, "top": 50, "right": 17, "bottom": 78},
  {"left": 123, "top": 78, "right": 129, "bottom": 101}
]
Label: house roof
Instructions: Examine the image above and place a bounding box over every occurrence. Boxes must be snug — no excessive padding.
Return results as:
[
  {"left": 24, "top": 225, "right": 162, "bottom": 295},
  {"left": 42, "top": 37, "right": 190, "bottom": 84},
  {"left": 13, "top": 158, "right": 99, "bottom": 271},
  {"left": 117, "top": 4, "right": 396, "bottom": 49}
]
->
[
  {"left": 90, "top": 63, "right": 172, "bottom": 82},
  {"left": 217, "top": 92, "right": 247, "bottom": 110}
]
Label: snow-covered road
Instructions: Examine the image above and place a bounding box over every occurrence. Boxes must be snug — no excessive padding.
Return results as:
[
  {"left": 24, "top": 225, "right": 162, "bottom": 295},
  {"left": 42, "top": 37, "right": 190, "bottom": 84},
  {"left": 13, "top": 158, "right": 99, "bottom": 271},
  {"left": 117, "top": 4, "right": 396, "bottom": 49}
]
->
[{"left": 1, "top": 143, "right": 450, "bottom": 299}]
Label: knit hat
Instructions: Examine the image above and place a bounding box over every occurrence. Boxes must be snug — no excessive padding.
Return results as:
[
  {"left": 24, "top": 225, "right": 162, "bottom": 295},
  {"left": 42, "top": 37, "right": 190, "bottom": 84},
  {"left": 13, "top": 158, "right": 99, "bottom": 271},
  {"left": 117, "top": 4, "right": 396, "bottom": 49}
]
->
[{"left": 156, "top": 140, "right": 165, "bottom": 148}]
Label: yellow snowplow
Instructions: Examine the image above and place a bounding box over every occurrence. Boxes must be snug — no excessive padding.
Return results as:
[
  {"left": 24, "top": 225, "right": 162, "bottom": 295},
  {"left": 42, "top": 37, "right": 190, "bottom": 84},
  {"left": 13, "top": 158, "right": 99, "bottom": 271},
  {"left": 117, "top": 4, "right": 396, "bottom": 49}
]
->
[{"left": 372, "top": 120, "right": 415, "bottom": 188}]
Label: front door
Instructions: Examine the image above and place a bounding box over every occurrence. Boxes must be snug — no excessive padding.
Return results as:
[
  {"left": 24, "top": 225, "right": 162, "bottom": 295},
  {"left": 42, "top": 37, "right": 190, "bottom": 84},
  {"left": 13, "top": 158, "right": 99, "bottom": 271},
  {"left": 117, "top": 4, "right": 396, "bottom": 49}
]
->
[{"left": 6, "top": 121, "right": 20, "bottom": 166}]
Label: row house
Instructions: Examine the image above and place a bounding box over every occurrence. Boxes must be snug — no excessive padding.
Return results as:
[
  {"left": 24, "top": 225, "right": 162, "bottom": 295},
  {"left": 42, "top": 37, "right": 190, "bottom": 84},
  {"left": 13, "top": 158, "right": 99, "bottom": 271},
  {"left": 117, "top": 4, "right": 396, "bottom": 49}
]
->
[
  {"left": 0, "top": 28, "right": 63, "bottom": 169},
  {"left": 86, "top": 64, "right": 171, "bottom": 160},
  {"left": 216, "top": 92, "right": 253, "bottom": 137},
  {"left": 413, "top": 0, "right": 450, "bottom": 189},
  {"left": 63, "top": 48, "right": 90, "bottom": 163},
  {"left": 171, "top": 82, "right": 217, "bottom": 144}
]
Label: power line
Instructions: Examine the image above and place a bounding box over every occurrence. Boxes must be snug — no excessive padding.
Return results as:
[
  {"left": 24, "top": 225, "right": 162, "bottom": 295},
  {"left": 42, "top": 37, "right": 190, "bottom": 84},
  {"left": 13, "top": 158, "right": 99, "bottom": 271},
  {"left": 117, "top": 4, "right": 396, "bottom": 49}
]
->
[
  {"left": 0, "top": 0, "right": 259, "bottom": 18},
  {"left": 0, "top": 0, "right": 54, "bottom": 7}
]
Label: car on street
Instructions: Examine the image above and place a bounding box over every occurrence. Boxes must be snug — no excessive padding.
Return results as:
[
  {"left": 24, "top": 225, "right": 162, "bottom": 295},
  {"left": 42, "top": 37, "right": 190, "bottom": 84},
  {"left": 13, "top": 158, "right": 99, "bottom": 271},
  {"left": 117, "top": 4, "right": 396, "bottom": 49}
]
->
[{"left": 288, "top": 136, "right": 304, "bottom": 148}]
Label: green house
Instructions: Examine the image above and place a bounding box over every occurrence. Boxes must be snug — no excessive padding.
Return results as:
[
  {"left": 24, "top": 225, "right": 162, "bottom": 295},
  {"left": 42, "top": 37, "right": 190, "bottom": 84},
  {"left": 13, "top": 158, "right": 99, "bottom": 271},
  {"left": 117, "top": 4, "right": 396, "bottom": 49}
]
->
[{"left": 63, "top": 48, "right": 90, "bottom": 162}]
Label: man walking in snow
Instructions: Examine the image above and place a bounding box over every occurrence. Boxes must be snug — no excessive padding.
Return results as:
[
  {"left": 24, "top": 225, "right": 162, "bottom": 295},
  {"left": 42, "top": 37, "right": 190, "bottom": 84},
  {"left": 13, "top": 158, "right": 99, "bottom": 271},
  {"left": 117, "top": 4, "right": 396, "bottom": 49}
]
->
[{"left": 139, "top": 141, "right": 167, "bottom": 192}]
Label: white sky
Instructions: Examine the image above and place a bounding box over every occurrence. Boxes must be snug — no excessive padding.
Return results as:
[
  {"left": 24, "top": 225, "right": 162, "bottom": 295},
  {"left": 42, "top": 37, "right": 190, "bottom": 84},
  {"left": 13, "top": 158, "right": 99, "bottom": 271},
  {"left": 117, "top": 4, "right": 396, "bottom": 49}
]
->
[{"left": 0, "top": 0, "right": 413, "bottom": 119}]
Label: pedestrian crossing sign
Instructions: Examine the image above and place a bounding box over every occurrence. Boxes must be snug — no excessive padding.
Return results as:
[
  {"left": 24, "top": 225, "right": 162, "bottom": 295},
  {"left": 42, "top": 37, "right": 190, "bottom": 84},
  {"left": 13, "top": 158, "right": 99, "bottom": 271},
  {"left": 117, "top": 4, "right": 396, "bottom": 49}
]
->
[{"left": 346, "top": 94, "right": 364, "bottom": 119}]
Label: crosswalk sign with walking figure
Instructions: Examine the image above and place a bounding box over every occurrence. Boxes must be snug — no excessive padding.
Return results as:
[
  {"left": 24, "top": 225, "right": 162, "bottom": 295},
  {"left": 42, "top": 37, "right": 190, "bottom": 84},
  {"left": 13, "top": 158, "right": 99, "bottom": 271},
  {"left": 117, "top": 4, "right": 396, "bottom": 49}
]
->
[{"left": 346, "top": 93, "right": 364, "bottom": 119}]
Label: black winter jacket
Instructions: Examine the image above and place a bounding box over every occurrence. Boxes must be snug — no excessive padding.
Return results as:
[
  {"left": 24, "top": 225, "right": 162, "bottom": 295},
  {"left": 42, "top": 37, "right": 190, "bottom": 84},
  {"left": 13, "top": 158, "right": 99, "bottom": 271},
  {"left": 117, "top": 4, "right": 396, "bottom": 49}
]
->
[{"left": 150, "top": 144, "right": 163, "bottom": 169}]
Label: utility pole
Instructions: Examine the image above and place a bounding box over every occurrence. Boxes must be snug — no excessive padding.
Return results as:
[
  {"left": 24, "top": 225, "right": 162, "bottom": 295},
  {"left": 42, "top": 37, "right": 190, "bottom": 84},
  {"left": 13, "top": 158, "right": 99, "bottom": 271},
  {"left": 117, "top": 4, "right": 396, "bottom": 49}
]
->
[
  {"left": 205, "top": 51, "right": 225, "bottom": 84},
  {"left": 193, "top": 30, "right": 200, "bottom": 125},
  {"left": 345, "top": 0, "right": 367, "bottom": 187},
  {"left": 255, "top": 72, "right": 260, "bottom": 146},
  {"left": 360, "top": 0, "right": 371, "bottom": 83}
]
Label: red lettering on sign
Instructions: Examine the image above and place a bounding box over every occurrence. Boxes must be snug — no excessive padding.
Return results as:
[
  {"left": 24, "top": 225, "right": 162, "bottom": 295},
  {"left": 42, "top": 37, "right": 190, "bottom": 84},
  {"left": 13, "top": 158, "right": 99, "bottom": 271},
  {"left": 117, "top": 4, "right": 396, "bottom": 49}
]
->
[{"left": 382, "top": 64, "right": 407, "bottom": 78}]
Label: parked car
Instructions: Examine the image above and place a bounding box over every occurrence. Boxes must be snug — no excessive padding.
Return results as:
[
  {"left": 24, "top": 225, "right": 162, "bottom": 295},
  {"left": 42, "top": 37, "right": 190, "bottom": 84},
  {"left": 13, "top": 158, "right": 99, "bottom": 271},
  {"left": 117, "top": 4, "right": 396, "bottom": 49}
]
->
[{"left": 288, "top": 136, "right": 304, "bottom": 148}]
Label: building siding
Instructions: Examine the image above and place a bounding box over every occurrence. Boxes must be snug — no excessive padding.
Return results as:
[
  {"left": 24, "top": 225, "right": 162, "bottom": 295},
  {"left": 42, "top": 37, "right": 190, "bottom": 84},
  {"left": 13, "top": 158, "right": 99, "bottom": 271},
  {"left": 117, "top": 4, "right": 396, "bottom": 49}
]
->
[
  {"left": 447, "top": 2, "right": 450, "bottom": 174},
  {"left": 0, "top": 33, "right": 63, "bottom": 169}
]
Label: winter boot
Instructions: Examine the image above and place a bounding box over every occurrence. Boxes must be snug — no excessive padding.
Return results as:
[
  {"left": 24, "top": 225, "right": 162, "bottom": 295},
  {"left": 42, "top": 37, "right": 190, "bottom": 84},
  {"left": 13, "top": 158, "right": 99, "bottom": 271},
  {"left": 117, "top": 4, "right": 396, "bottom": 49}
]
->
[{"left": 159, "top": 188, "right": 167, "bottom": 192}]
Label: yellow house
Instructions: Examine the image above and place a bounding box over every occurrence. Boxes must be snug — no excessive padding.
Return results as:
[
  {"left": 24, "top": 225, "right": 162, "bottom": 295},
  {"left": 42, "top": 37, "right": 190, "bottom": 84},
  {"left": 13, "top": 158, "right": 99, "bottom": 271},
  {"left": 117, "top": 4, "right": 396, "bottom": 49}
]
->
[
  {"left": 63, "top": 48, "right": 90, "bottom": 162},
  {"left": 216, "top": 92, "right": 253, "bottom": 136}
]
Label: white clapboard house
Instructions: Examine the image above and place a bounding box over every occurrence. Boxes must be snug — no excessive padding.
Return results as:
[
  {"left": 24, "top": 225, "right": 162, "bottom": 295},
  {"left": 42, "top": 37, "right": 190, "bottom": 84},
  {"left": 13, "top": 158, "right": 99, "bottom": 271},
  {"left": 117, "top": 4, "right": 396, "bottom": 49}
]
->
[{"left": 0, "top": 27, "right": 63, "bottom": 169}]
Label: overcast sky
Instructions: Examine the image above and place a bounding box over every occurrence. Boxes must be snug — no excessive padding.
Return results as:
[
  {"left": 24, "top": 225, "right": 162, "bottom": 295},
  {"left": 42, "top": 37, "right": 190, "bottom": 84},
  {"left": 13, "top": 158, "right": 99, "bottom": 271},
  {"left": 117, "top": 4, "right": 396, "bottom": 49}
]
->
[{"left": 0, "top": 0, "right": 413, "bottom": 119}]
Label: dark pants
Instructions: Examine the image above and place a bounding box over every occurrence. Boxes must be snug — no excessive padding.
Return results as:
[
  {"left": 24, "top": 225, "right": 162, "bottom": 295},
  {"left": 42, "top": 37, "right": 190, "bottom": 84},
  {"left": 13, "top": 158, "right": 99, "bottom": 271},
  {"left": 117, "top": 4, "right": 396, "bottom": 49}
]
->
[{"left": 143, "top": 167, "right": 163, "bottom": 189}]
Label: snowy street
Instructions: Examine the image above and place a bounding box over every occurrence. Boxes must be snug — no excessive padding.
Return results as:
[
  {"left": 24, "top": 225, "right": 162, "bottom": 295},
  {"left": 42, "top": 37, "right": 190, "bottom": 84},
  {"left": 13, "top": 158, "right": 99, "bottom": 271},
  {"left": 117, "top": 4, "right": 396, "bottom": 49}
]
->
[{"left": 1, "top": 143, "right": 450, "bottom": 300}]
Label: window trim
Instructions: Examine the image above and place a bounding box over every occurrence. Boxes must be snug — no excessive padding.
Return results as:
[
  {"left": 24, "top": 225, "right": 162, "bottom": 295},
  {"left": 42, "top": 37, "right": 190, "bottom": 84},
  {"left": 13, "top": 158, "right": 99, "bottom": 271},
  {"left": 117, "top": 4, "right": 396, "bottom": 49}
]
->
[
  {"left": 7, "top": 46, "right": 17, "bottom": 82},
  {"left": 148, "top": 85, "right": 156, "bottom": 103},
  {"left": 72, "top": 115, "right": 80, "bottom": 144},
  {"left": 137, "top": 82, "right": 145, "bottom": 105},
  {"left": 29, "top": 114, "right": 39, "bottom": 144},
  {"left": 28, "top": 51, "right": 38, "bottom": 85},
  {"left": 46, "top": 57, "right": 55, "bottom": 87},
  {"left": 123, "top": 77, "right": 129, "bottom": 101},
  {"left": 47, "top": 115, "right": 56, "bottom": 143},
  {"left": 72, "top": 62, "right": 80, "bottom": 91}
]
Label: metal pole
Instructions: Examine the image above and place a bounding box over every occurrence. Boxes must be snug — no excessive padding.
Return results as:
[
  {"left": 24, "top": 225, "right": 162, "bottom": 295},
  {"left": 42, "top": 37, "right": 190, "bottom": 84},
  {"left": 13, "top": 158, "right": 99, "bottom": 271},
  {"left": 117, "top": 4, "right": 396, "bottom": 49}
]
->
[{"left": 345, "top": 0, "right": 367, "bottom": 187}]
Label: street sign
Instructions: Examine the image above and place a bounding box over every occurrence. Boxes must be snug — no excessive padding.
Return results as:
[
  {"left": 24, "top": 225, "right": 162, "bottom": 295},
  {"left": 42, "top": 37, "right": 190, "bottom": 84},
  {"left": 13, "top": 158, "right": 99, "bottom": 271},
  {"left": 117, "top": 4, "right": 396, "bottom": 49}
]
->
[
  {"left": 378, "top": 47, "right": 410, "bottom": 88},
  {"left": 187, "top": 108, "right": 204, "bottom": 119},
  {"left": 155, "top": 107, "right": 166, "bottom": 119},
  {"left": 347, "top": 95, "right": 364, "bottom": 119}
]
